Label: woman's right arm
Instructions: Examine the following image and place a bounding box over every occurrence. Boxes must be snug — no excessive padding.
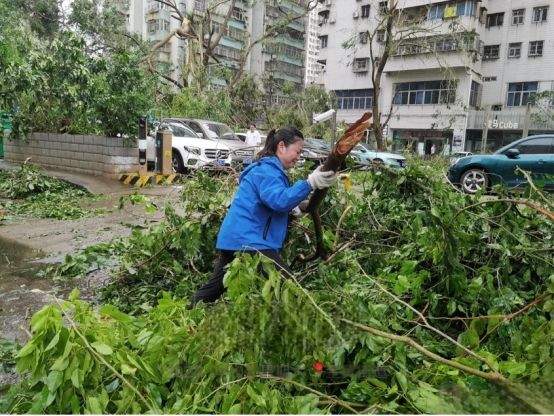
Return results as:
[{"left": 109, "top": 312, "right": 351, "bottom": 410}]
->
[{"left": 258, "top": 176, "right": 312, "bottom": 213}]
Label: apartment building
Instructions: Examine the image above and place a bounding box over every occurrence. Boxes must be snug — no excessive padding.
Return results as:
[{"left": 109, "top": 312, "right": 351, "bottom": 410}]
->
[
  {"left": 116, "top": 0, "right": 307, "bottom": 101},
  {"left": 250, "top": 0, "right": 308, "bottom": 104},
  {"left": 317, "top": 0, "right": 554, "bottom": 154},
  {"left": 305, "top": 5, "right": 325, "bottom": 85}
]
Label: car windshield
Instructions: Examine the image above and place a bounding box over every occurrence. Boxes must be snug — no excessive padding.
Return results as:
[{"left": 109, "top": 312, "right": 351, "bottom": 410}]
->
[
  {"left": 306, "top": 138, "right": 330, "bottom": 151},
  {"left": 165, "top": 123, "right": 199, "bottom": 138},
  {"left": 204, "top": 122, "right": 239, "bottom": 140},
  {"left": 358, "top": 142, "right": 375, "bottom": 151}
]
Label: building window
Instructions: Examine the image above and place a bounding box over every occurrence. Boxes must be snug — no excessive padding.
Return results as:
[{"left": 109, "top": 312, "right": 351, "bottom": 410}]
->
[
  {"left": 232, "top": 7, "right": 246, "bottom": 22},
  {"left": 376, "top": 30, "right": 385, "bottom": 43},
  {"left": 428, "top": 4, "right": 445, "bottom": 20},
  {"left": 334, "top": 89, "right": 374, "bottom": 110},
  {"left": 353, "top": 58, "right": 370, "bottom": 72},
  {"left": 512, "top": 9, "right": 525, "bottom": 25},
  {"left": 486, "top": 12, "right": 504, "bottom": 28},
  {"left": 483, "top": 76, "right": 497, "bottom": 82},
  {"left": 508, "top": 42, "right": 521, "bottom": 58},
  {"left": 529, "top": 40, "right": 544, "bottom": 57},
  {"left": 457, "top": 1, "right": 476, "bottom": 17},
  {"left": 319, "top": 35, "right": 328, "bottom": 48},
  {"left": 316, "top": 59, "right": 326, "bottom": 72},
  {"left": 483, "top": 44, "right": 500, "bottom": 60},
  {"left": 361, "top": 5, "right": 371, "bottom": 18},
  {"left": 359, "top": 31, "right": 369, "bottom": 44},
  {"left": 147, "top": 19, "right": 170, "bottom": 33},
  {"left": 507, "top": 82, "right": 538, "bottom": 107},
  {"left": 379, "top": 1, "right": 388, "bottom": 14},
  {"left": 532, "top": 6, "right": 548, "bottom": 23},
  {"left": 469, "top": 80, "right": 482, "bottom": 108},
  {"left": 393, "top": 80, "right": 457, "bottom": 105}
]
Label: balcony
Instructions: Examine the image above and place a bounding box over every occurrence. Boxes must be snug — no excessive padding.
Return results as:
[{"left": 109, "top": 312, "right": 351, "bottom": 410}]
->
[{"left": 384, "top": 33, "right": 481, "bottom": 73}]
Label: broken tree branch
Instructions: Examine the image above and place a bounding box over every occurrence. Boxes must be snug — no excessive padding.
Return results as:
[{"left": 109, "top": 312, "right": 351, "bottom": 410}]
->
[{"left": 304, "top": 112, "right": 372, "bottom": 260}]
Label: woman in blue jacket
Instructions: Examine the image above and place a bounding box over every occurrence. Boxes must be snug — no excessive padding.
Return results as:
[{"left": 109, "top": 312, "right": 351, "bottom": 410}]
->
[{"left": 192, "top": 127, "right": 337, "bottom": 305}]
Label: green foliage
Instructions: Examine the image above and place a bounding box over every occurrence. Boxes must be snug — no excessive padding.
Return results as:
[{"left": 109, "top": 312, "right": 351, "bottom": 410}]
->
[
  {"left": 168, "top": 88, "right": 234, "bottom": 126},
  {"left": 6, "top": 161, "right": 553, "bottom": 413},
  {"left": 0, "top": 22, "right": 156, "bottom": 139},
  {"left": 267, "top": 86, "right": 337, "bottom": 138},
  {"left": 0, "top": 163, "right": 96, "bottom": 220}
]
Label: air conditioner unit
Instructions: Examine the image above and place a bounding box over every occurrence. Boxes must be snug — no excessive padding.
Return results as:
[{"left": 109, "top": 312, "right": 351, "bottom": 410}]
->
[{"left": 353, "top": 11, "right": 360, "bottom": 18}]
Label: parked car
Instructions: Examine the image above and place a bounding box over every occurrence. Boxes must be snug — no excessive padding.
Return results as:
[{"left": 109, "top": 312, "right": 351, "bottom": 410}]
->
[
  {"left": 350, "top": 143, "right": 407, "bottom": 168},
  {"left": 447, "top": 135, "right": 554, "bottom": 194},
  {"left": 301, "top": 138, "right": 330, "bottom": 164},
  {"left": 166, "top": 118, "right": 255, "bottom": 165},
  {"left": 448, "top": 151, "right": 473, "bottom": 165},
  {"left": 236, "top": 132, "right": 267, "bottom": 154},
  {"left": 147, "top": 121, "right": 231, "bottom": 173}
]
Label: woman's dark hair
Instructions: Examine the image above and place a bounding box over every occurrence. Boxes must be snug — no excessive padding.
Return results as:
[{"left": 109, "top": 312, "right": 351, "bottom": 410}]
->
[{"left": 257, "top": 126, "right": 304, "bottom": 159}]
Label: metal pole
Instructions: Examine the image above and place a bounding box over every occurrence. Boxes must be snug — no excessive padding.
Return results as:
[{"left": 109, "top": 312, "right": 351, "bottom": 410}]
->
[
  {"left": 331, "top": 111, "right": 337, "bottom": 147},
  {"left": 522, "top": 102, "right": 531, "bottom": 138},
  {"left": 481, "top": 108, "right": 489, "bottom": 153}
]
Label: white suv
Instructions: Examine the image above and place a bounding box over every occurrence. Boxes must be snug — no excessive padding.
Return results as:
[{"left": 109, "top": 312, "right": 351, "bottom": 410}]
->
[{"left": 147, "top": 121, "right": 231, "bottom": 173}]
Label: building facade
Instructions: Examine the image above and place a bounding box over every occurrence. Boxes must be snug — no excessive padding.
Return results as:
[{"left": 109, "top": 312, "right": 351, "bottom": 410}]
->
[
  {"left": 250, "top": 0, "right": 308, "bottom": 105},
  {"left": 115, "top": 0, "right": 308, "bottom": 101},
  {"left": 305, "top": 5, "right": 325, "bottom": 85},
  {"left": 317, "top": 0, "right": 554, "bottom": 154}
]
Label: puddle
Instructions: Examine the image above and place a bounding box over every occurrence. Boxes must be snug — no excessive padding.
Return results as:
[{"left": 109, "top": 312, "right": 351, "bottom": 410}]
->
[
  {"left": 1, "top": 236, "right": 111, "bottom": 345},
  {"left": 0, "top": 237, "right": 56, "bottom": 343}
]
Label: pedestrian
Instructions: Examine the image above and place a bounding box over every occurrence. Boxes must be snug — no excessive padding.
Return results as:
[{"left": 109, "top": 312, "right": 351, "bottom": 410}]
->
[
  {"left": 245, "top": 123, "right": 262, "bottom": 147},
  {"left": 191, "top": 126, "right": 337, "bottom": 305}
]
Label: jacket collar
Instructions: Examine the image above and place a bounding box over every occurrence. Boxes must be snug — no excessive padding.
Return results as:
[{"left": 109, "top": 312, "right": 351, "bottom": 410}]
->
[{"left": 239, "top": 156, "right": 287, "bottom": 182}]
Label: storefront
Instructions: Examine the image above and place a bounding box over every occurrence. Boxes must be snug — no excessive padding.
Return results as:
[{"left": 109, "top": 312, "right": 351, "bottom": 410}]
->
[{"left": 391, "top": 129, "right": 453, "bottom": 155}]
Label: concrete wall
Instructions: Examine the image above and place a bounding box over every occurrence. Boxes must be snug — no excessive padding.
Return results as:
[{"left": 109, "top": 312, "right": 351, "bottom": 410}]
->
[{"left": 4, "top": 133, "right": 139, "bottom": 177}]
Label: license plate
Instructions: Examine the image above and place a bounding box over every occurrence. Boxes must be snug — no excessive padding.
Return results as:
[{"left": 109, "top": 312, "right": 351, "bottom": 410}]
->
[{"left": 216, "top": 159, "right": 226, "bottom": 166}]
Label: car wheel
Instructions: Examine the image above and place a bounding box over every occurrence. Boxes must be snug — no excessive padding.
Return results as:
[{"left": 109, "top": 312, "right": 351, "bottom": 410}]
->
[
  {"left": 172, "top": 151, "right": 185, "bottom": 174},
  {"left": 372, "top": 158, "right": 384, "bottom": 166},
  {"left": 460, "top": 169, "right": 488, "bottom": 194}
]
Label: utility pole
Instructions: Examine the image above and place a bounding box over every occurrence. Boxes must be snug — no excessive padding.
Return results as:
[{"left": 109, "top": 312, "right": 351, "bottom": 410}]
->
[
  {"left": 481, "top": 107, "right": 490, "bottom": 153},
  {"left": 522, "top": 102, "right": 531, "bottom": 138}
]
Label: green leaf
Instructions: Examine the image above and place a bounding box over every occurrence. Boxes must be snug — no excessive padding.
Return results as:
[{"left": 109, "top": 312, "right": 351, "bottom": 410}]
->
[
  {"left": 46, "top": 370, "right": 63, "bottom": 392},
  {"left": 44, "top": 332, "right": 60, "bottom": 352},
  {"left": 91, "top": 342, "right": 113, "bottom": 355},
  {"left": 262, "top": 280, "right": 272, "bottom": 303},
  {"left": 395, "top": 371, "right": 408, "bottom": 393},
  {"left": 70, "top": 369, "right": 81, "bottom": 388},
  {"left": 100, "top": 305, "right": 134, "bottom": 324},
  {"left": 457, "top": 328, "right": 480, "bottom": 349},
  {"left": 16, "top": 341, "right": 36, "bottom": 358},
  {"left": 500, "top": 361, "right": 526, "bottom": 376}
]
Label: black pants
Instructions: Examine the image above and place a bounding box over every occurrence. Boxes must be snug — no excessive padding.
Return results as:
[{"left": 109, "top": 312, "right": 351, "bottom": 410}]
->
[{"left": 191, "top": 250, "right": 292, "bottom": 305}]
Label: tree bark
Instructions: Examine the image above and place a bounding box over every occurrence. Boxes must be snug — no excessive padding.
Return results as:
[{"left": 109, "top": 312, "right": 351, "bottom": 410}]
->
[{"left": 304, "top": 112, "right": 372, "bottom": 260}]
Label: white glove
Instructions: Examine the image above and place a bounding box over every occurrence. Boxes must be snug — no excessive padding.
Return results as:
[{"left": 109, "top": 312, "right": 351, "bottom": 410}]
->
[
  {"left": 307, "top": 166, "right": 337, "bottom": 190},
  {"left": 291, "top": 206, "right": 303, "bottom": 217}
]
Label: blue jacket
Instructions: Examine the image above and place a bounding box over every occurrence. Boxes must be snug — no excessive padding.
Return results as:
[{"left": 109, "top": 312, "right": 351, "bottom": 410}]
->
[{"left": 216, "top": 156, "right": 312, "bottom": 251}]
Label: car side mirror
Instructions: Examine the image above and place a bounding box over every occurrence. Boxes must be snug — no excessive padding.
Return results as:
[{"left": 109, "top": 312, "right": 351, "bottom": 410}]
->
[{"left": 505, "top": 148, "right": 520, "bottom": 159}]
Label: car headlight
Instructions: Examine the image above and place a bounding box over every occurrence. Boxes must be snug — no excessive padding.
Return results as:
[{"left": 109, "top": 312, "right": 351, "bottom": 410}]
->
[{"left": 184, "top": 146, "right": 201, "bottom": 155}]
